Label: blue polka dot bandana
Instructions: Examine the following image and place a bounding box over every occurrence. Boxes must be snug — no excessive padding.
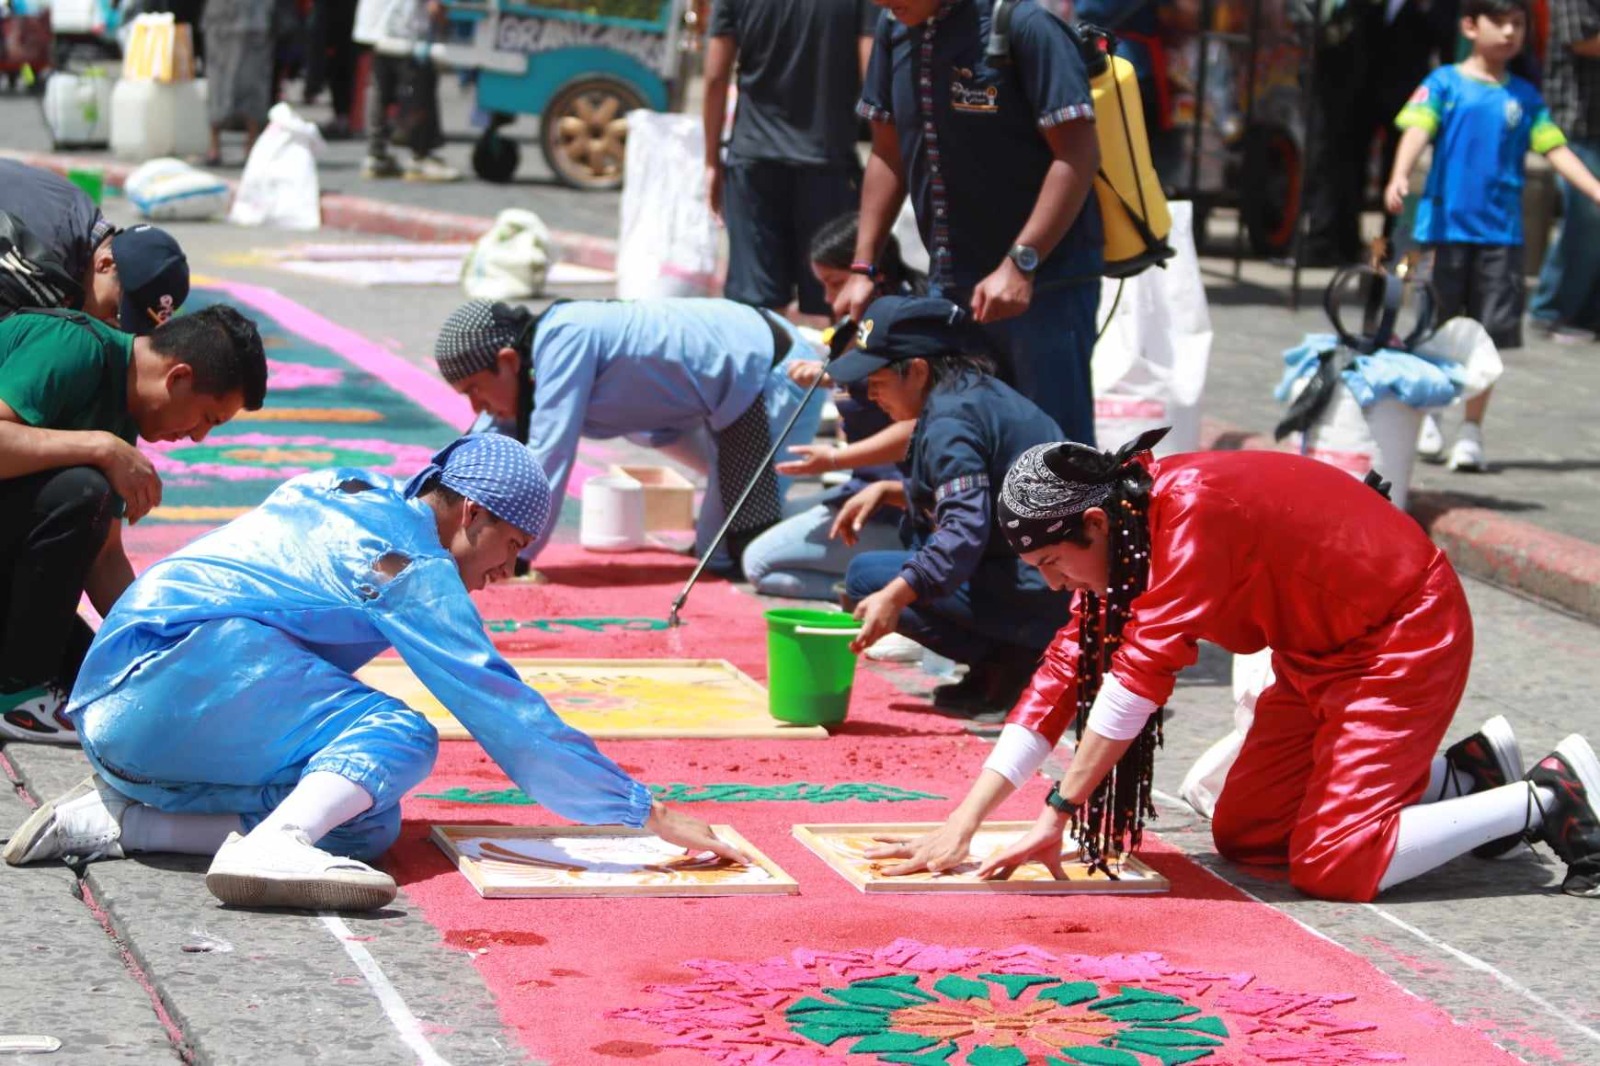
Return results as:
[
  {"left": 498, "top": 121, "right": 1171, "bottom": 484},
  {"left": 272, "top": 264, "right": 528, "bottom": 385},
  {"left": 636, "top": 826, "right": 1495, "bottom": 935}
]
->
[{"left": 404, "top": 433, "right": 551, "bottom": 538}]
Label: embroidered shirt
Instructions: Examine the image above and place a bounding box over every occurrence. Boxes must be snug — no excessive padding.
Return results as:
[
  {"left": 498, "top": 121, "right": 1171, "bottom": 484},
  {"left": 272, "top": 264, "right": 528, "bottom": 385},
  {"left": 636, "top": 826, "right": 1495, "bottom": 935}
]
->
[
  {"left": 1397, "top": 64, "right": 1566, "bottom": 245},
  {"left": 858, "top": 0, "right": 1103, "bottom": 299}
]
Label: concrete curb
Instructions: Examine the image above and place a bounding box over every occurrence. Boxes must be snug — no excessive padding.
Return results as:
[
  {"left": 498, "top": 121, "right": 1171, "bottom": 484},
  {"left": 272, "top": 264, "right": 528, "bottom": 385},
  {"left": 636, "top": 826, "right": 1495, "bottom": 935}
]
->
[
  {"left": 1198, "top": 418, "right": 1600, "bottom": 623},
  {"left": 1, "top": 148, "right": 622, "bottom": 272}
]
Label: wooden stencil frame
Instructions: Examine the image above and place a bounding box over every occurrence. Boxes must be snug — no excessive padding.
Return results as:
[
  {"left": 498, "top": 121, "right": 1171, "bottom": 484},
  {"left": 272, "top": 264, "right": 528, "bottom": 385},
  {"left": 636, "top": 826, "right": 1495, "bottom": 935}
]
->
[
  {"left": 430, "top": 824, "right": 799, "bottom": 899},
  {"left": 356, "top": 657, "right": 827, "bottom": 740},
  {"left": 793, "top": 822, "right": 1170, "bottom": 895}
]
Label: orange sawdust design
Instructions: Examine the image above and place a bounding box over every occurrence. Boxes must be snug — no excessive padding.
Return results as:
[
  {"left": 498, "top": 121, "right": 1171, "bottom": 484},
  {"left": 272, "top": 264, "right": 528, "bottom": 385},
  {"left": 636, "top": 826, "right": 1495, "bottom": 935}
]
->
[
  {"left": 895, "top": 999, "right": 1119, "bottom": 1049},
  {"left": 237, "top": 408, "right": 384, "bottom": 423}
]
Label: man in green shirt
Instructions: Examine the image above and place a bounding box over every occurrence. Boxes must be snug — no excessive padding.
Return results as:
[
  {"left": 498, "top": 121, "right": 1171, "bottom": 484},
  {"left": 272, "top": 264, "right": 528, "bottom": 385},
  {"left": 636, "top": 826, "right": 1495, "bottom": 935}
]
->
[{"left": 0, "top": 305, "right": 268, "bottom": 744}]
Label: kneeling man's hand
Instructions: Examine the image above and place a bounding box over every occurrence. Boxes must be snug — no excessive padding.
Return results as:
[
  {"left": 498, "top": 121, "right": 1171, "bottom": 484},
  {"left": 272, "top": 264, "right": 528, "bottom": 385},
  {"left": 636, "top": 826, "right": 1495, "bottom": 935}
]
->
[{"left": 646, "top": 802, "right": 751, "bottom": 866}]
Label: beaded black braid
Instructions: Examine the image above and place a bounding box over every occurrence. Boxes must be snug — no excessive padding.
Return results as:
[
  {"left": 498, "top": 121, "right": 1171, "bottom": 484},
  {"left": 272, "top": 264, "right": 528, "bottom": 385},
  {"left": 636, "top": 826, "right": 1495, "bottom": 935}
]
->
[{"left": 1068, "top": 463, "right": 1165, "bottom": 877}]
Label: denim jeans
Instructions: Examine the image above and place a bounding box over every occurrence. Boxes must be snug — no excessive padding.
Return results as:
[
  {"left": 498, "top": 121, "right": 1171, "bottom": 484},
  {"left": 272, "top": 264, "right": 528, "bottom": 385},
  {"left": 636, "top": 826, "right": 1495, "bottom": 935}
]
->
[
  {"left": 742, "top": 502, "right": 905, "bottom": 601},
  {"left": 842, "top": 549, "right": 1070, "bottom": 666},
  {"left": 1531, "top": 137, "right": 1600, "bottom": 331}
]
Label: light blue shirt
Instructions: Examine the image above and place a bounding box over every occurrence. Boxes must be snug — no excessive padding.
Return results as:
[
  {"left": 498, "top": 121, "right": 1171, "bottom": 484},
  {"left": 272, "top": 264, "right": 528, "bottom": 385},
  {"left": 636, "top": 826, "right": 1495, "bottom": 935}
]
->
[
  {"left": 69, "top": 469, "right": 654, "bottom": 828},
  {"left": 522, "top": 298, "right": 782, "bottom": 554}
]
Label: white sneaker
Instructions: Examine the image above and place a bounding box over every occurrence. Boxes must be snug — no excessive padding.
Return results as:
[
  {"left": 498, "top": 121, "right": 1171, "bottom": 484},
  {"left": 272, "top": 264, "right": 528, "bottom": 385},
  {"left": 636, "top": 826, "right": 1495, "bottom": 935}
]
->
[
  {"left": 0, "top": 682, "right": 78, "bottom": 745},
  {"left": 3, "top": 774, "right": 131, "bottom": 865},
  {"left": 206, "top": 829, "right": 397, "bottom": 911},
  {"left": 1447, "top": 423, "right": 1487, "bottom": 472},
  {"left": 865, "top": 633, "right": 924, "bottom": 663},
  {"left": 403, "top": 154, "right": 461, "bottom": 182},
  {"left": 1416, "top": 413, "right": 1446, "bottom": 463},
  {"left": 360, "top": 153, "right": 403, "bottom": 179}
]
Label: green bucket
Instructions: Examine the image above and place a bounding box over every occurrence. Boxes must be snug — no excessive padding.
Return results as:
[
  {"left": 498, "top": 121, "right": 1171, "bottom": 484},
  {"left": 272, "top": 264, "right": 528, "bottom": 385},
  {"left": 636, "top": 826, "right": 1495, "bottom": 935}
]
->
[{"left": 764, "top": 608, "right": 862, "bottom": 726}]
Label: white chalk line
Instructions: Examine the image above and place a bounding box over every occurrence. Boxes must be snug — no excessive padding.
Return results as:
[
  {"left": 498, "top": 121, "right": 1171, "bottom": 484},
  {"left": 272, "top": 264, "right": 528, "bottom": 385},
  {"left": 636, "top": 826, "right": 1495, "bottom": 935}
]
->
[
  {"left": 1361, "top": 903, "right": 1600, "bottom": 1047},
  {"left": 320, "top": 914, "right": 452, "bottom": 1066},
  {"left": 1149, "top": 786, "right": 1600, "bottom": 1049}
]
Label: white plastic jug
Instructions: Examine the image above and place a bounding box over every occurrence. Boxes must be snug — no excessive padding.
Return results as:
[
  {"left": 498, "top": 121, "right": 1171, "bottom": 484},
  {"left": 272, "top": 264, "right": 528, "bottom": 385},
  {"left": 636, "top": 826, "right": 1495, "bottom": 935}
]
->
[
  {"left": 44, "top": 70, "right": 114, "bottom": 148},
  {"left": 1291, "top": 379, "right": 1424, "bottom": 511},
  {"left": 110, "top": 77, "right": 209, "bottom": 161},
  {"left": 580, "top": 475, "right": 646, "bottom": 552}
]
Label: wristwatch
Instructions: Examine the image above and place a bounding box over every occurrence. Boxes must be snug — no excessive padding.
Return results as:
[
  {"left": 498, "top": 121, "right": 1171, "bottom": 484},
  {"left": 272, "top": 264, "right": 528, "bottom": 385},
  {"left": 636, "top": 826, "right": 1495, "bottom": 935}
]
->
[
  {"left": 1007, "top": 244, "right": 1040, "bottom": 276},
  {"left": 849, "top": 259, "right": 881, "bottom": 281},
  {"left": 1044, "top": 782, "right": 1076, "bottom": 814}
]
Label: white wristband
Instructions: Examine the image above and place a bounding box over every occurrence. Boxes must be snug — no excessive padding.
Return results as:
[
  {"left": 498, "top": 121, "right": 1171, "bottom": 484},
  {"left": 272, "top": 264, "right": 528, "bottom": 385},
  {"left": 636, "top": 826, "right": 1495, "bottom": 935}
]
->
[
  {"left": 1085, "top": 674, "right": 1160, "bottom": 741},
  {"left": 982, "top": 724, "right": 1055, "bottom": 789}
]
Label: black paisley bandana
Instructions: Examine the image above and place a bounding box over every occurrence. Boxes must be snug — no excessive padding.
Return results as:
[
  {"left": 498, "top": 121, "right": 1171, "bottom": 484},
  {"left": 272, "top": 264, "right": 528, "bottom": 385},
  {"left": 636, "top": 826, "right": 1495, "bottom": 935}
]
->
[{"left": 998, "top": 428, "right": 1169, "bottom": 552}]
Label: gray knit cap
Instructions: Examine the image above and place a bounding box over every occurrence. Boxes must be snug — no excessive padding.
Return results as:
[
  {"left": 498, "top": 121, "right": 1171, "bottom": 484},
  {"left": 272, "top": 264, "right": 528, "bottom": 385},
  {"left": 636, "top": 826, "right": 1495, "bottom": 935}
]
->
[{"left": 434, "top": 300, "right": 530, "bottom": 383}]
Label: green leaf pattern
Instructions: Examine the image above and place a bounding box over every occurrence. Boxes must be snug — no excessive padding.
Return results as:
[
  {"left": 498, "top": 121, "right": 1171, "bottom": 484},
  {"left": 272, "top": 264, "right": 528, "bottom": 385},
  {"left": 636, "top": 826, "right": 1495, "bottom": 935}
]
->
[{"left": 784, "top": 971, "right": 1230, "bottom": 1066}]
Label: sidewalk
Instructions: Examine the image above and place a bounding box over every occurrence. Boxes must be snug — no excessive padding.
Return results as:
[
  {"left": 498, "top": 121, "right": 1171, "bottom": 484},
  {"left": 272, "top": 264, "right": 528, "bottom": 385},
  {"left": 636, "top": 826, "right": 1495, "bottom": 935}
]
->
[{"left": 5, "top": 83, "right": 1600, "bottom": 620}]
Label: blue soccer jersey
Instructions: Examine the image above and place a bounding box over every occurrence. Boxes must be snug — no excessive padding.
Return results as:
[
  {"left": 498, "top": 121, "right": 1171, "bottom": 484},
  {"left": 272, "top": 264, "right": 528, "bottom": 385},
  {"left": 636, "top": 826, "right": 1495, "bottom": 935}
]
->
[{"left": 1396, "top": 64, "right": 1566, "bottom": 245}]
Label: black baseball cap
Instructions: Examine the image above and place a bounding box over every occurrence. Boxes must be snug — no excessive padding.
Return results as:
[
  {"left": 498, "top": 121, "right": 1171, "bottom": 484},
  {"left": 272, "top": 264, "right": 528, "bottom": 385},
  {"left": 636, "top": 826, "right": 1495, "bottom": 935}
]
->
[
  {"left": 110, "top": 225, "right": 189, "bottom": 334},
  {"left": 825, "top": 295, "right": 973, "bottom": 384}
]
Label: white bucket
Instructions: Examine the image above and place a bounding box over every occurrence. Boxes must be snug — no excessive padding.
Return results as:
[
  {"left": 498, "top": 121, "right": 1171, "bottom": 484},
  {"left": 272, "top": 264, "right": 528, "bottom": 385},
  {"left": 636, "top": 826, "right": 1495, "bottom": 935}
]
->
[
  {"left": 580, "top": 475, "right": 645, "bottom": 552},
  {"left": 1293, "top": 382, "right": 1423, "bottom": 511}
]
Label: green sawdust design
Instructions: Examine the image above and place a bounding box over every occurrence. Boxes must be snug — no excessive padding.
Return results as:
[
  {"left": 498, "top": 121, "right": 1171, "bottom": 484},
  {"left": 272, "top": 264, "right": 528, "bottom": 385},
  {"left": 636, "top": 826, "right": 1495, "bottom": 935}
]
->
[
  {"left": 484, "top": 617, "right": 669, "bottom": 634},
  {"left": 416, "top": 782, "right": 946, "bottom": 805},
  {"left": 784, "top": 973, "right": 1228, "bottom": 1066}
]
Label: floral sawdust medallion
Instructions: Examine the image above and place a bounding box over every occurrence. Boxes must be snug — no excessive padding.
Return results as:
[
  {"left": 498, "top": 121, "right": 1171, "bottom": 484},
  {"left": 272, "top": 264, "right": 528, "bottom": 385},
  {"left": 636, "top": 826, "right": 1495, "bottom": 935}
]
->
[
  {"left": 784, "top": 974, "right": 1226, "bottom": 1065},
  {"left": 610, "top": 938, "right": 1407, "bottom": 1065}
]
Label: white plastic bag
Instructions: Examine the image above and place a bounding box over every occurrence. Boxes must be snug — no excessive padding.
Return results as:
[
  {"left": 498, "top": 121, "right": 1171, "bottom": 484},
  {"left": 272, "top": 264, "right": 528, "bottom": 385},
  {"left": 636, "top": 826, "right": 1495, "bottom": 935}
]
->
[
  {"left": 617, "top": 110, "right": 717, "bottom": 299},
  {"left": 1178, "top": 648, "right": 1274, "bottom": 819},
  {"left": 461, "top": 208, "right": 553, "bottom": 300},
  {"left": 1413, "top": 316, "right": 1505, "bottom": 401},
  {"left": 125, "top": 157, "right": 230, "bottom": 221},
  {"left": 1091, "top": 200, "right": 1211, "bottom": 454},
  {"left": 228, "top": 103, "right": 325, "bottom": 231}
]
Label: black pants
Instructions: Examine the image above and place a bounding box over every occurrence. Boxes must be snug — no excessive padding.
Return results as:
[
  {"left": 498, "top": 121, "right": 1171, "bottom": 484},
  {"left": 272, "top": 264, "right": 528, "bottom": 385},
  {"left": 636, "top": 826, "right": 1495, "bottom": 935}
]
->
[
  {"left": 0, "top": 467, "right": 115, "bottom": 695},
  {"left": 306, "top": 0, "right": 358, "bottom": 118},
  {"left": 722, "top": 156, "right": 861, "bottom": 317},
  {"left": 367, "top": 51, "right": 443, "bottom": 159},
  {"left": 1303, "top": 51, "right": 1411, "bottom": 265}
]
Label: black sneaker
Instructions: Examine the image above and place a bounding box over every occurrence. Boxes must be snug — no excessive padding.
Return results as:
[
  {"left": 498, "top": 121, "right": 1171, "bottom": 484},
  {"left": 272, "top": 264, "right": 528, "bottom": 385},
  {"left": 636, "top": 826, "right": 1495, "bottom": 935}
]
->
[
  {"left": 929, "top": 661, "right": 1029, "bottom": 724},
  {"left": 1443, "top": 715, "right": 1525, "bottom": 858},
  {"left": 1526, "top": 735, "right": 1600, "bottom": 898}
]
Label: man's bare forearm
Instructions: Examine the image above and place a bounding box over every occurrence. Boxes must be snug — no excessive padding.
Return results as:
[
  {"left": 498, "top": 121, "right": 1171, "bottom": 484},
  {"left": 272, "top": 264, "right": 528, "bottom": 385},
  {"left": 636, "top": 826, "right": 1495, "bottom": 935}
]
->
[{"left": 0, "top": 422, "right": 110, "bottom": 480}]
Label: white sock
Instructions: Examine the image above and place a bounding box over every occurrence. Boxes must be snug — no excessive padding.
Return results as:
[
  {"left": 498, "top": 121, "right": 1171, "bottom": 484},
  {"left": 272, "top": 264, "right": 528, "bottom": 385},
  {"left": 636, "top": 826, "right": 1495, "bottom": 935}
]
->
[
  {"left": 1421, "top": 754, "right": 1476, "bottom": 803},
  {"left": 1378, "top": 783, "right": 1555, "bottom": 891},
  {"left": 121, "top": 805, "right": 241, "bottom": 856},
  {"left": 248, "top": 771, "right": 374, "bottom": 845}
]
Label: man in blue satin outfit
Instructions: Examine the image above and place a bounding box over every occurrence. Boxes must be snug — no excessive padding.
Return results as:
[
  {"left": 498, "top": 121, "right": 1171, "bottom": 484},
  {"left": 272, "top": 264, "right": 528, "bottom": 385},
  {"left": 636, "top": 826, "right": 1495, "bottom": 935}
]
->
[{"left": 3, "top": 434, "right": 748, "bottom": 911}]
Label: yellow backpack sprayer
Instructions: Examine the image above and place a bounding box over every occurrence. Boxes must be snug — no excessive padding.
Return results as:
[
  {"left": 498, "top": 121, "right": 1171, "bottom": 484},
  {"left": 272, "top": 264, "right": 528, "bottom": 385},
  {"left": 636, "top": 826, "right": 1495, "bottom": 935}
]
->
[{"left": 988, "top": 1, "right": 1173, "bottom": 280}]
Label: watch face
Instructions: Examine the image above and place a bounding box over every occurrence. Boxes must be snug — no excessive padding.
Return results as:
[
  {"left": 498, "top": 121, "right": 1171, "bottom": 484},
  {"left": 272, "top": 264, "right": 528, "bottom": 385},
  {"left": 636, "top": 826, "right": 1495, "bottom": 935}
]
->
[{"left": 1012, "top": 246, "right": 1039, "bottom": 272}]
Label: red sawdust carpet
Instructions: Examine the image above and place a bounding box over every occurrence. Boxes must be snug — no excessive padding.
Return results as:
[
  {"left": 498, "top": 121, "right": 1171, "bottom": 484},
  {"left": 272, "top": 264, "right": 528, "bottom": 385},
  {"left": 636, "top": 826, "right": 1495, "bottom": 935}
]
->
[{"left": 388, "top": 546, "right": 1520, "bottom": 1066}]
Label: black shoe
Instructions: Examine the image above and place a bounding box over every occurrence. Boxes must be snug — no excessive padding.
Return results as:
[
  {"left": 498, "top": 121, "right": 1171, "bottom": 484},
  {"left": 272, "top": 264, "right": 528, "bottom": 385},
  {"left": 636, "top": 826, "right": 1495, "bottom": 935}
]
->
[
  {"left": 1526, "top": 735, "right": 1600, "bottom": 898},
  {"left": 929, "top": 659, "right": 1031, "bottom": 723},
  {"left": 1443, "top": 715, "right": 1525, "bottom": 858}
]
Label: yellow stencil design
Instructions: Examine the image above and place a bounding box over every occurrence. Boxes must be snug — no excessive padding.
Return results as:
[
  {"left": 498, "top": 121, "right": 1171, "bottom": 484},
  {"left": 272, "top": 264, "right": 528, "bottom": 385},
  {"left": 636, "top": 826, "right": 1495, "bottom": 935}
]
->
[
  {"left": 149, "top": 505, "right": 252, "bottom": 521},
  {"left": 356, "top": 658, "right": 827, "bottom": 740}
]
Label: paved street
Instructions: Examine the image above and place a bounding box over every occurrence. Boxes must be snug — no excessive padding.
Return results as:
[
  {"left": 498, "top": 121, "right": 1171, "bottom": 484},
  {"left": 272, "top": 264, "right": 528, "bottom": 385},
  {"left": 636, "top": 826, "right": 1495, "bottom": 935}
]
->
[
  {"left": 2, "top": 215, "right": 1599, "bottom": 1064},
  {"left": 4, "top": 24, "right": 1600, "bottom": 1051}
]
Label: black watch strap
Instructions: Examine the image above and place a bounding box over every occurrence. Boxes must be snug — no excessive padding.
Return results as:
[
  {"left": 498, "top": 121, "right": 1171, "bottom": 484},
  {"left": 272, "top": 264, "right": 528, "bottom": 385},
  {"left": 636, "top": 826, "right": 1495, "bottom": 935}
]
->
[{"left": 1044, "top": 782, "right": 1076, "bottom": 814}]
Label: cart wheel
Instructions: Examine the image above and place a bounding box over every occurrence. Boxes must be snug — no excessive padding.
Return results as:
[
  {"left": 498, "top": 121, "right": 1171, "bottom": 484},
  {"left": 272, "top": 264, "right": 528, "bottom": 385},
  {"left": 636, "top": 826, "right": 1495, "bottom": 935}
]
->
[
  {"left": 540, "top": 77, "right": 647, "bottom": 190},
  {"left": 472, "top": 131, "right": 521, "bottom": 184},
  {"left": 1242, "top": 127, "right": 1302, "bottom": 259}
]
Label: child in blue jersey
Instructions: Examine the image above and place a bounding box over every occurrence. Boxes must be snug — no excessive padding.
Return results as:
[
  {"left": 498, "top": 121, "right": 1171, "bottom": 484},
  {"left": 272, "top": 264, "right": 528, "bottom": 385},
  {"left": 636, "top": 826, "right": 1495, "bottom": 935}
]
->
[{"left": 1384, "top": 0, "right": 1600, "bottom": 471}]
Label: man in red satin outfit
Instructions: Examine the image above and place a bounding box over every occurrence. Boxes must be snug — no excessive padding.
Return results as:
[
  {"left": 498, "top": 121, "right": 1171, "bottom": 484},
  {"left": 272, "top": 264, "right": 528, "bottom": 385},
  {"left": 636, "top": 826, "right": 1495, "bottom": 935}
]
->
[{"left": 867, "top": 433, "right": 1600, "bottom": 901}]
